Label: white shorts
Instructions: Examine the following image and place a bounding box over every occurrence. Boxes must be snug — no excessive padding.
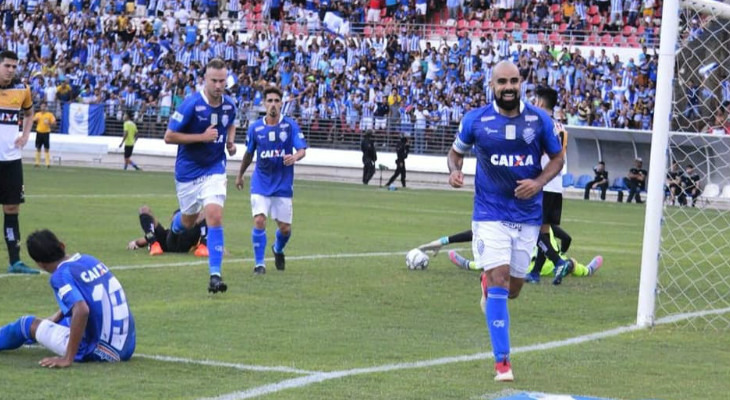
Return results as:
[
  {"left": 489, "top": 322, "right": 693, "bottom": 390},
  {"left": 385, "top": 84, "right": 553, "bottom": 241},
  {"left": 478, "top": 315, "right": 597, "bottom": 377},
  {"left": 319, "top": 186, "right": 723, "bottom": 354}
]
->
[
  {"left": 35, "top": 319, "right": 71, "bottom": 357},
  {"left": 360, "top": 117, "right": 374, "bottom": 131},
  {"left": 175, "top": 174, "right": 227, "bottom": 215},
  {"left": 251, "top": 194, "right": 293, "bottom": 224},
  {"left": 374, "top": 118, "right": 387, "bottom": 130},
  {"left": 415, "top": 3, "right": 427, "bottom": 15},
  {"left": 367, "top": 8, "right": 381, "bottom": 22},
  {"left": 471, "top": 221, "right": 540, "bottom": 279}
]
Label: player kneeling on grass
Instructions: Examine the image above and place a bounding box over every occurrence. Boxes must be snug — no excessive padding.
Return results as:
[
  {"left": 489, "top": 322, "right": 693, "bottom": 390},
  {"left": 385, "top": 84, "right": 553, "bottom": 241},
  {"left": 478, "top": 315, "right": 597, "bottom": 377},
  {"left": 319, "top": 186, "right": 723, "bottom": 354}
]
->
[
  {"left": 127, "top": 205, "right": 209, "bottom": 257},
  {"left": 0, "top": 229, "right": 136, "bottom": 367}
]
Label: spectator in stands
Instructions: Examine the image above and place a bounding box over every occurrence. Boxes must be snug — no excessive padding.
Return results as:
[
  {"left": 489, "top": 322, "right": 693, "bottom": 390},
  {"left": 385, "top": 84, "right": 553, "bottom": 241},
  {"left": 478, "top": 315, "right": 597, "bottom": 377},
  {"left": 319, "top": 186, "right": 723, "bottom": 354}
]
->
[
  {"left": 624, "top": 158, "right": 647, "bottom": 204},
  {"left": 584, "top": 161, "right": 609, "bottom": 201},
  {"left": 705, "top": 109, "right": 730, "bottom": 135}
]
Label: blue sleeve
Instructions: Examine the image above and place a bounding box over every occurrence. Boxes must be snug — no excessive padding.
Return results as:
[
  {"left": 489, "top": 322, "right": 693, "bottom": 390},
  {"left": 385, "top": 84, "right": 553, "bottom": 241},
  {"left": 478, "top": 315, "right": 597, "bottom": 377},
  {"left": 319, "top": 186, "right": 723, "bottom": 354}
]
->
[
  {"left": 290, "top": 119, "right": 308, "bottom": 150},
  {"left": 452, "top": 111, "right": 475, "bottom": 154},
  {"left": 540, "top": 114, "right": 562, "bottom": 156},
  {"left": 51, "top": 270, "right": 85, "bottom": 317},
  {"left": 245, "top": 124, "right": 257, "bottom": 155},
  {"left": 167, "top": 96, "right": 194, "bottom": 132}
]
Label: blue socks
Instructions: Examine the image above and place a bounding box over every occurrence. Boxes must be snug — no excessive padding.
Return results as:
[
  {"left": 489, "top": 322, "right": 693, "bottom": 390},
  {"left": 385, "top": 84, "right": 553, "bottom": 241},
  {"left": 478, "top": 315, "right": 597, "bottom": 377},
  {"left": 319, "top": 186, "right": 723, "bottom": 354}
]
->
[
  {"left": 252, "top": 228, "right": 267, "bottom": 266},
  {"left": 207, "top": 226, "right": 223, "bottom": 276},
  {"left": 486, "top": 287, "right": 510, "bottom": 362},
  {"left": 171, "top": 212, "right": 187, "bottom": 234},
  {"left": 273, "top": 229, "right": 290, "bottom": 254},
  {"left": 0, "top": 316, "right": 35, "bottom": 351}
]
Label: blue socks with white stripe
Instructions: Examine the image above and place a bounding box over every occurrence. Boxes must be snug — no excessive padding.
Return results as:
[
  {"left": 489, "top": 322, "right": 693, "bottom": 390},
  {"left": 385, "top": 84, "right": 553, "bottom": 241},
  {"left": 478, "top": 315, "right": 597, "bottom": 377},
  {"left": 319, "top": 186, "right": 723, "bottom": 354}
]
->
[
  {"left": 0, "top": 316, "right": 35, "bottom": 351},
  {"left": 273, "top": 229, "right": 290, "bottom": 254},
  {"left": 207, "top": 226, "right": 223, "bottom": 276},
  {"left": 171, "top": 211, "right": 186, "bottom": 234},
  {"left": 486, "top": 287, "right": 511, "bottom": 363},
  {"left": 252, "top": 228, "right": 267, "bottom": 266}
]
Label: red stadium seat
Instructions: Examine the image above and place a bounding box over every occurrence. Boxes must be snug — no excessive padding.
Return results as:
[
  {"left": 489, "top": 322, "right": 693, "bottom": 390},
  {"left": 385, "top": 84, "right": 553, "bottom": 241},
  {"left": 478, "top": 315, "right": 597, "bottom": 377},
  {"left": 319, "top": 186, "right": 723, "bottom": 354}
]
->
[
  {"left": 558, "top": 23, "right": 568, "bottom": 33},
  {"left": 622, "top": 25, "right": 634, "bottom": 36},
  {"left": 469, "top": 19, "right": 480, "bottom": 30},
  {"left": 363, "top": 26, "right": 373, "bottom": 37},
  {"left": 601, "top": 34, "right": 613, "bottom": 46},
  {"left": 495, "top": 30, "right": 505, "bottom": 40},
  {"left": 550, "top": 4, "right": 560, "bottom": 13},
  {"left": 627, "top": 34, "right": 640, "bottom": 47},
  {"left": 505, "top": 21, "right": 515, "bottom": 31},
  {"left": 636, "top": 25, "right": 646, "bottom": 35},
  {"left": 482, "top": 20, "right": 492, "bottom": 30},
  {"left": 493, "top": 20, "right": 504, "bottom": 30},
  {"left": 253, "top": 3, "right": 262, "bottom": 13},
  {"left": 548, "top": 31, "right": 562, "bottom": 45},
  {"left": 537, "top": 32, "right": 546, "bottom": 42},
  {"left": 457, "top": 19, "right": 467, "bottom": 30},
  {"left": 588, "top": 5, "right": 599, "bottom": 16},
  {"left": 520, "top": 21, "right": 529, "bottom": 31},
  {"left": 613, "top": 35, "right": 625, "bottom": 46},
  {"left": 590, "top": 15, "right": 602, "bottom": 26},
  {"left": 553, "top": 12, "right": 563, "bottom": 23},
  {"left": 587, "top": 33, "right": 600, "bottom": 46}
]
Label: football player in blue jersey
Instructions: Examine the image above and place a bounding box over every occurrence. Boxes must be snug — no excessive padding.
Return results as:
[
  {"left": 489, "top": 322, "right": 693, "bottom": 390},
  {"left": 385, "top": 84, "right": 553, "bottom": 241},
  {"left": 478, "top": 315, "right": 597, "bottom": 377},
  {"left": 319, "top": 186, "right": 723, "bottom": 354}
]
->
[
  {"left": 0, "top": 229, "right": 136, "bottom": 367},
  {"left": 235, "top": 86, "right": 307, "bottom": 274},
  {"left": 447, "top": 61, "right": 564, "bottom": 382},
  {"left": 164, "top": 58, "right": 237, "bottom": 293}
]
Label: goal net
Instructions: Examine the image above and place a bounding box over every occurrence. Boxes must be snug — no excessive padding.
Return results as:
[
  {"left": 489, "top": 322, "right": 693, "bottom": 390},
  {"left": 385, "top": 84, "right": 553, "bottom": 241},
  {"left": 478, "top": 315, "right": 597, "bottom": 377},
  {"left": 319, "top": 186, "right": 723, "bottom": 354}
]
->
[{"left": 640, "top": 0, "right": 730, "bottom": 329}]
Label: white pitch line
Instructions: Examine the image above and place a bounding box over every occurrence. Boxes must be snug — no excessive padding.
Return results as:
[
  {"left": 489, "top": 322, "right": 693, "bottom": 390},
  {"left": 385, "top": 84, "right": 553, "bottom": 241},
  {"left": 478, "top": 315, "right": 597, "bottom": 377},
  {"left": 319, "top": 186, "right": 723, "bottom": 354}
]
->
[
  {"left": 135, "top": 354, "right": 321, "bottom": 375},
  {"left": 200, "top": 307, "right": 730, "bottom": 400},
  {"left": 0, "top": 244, "right": 633, "bottom": 279}
]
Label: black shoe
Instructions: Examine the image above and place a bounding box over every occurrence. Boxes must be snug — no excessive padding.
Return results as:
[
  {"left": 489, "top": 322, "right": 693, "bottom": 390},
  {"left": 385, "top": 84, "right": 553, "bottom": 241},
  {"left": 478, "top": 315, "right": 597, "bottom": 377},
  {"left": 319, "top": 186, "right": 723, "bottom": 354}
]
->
[
  {"left": 272, "top": 245, "right": 285, "bottom": 271},
  {"left": 208, "top": 275, "right": 227, "bottom": 293},
  {"left": 253, "top": 265, "right": 266, "bottom": 275}
]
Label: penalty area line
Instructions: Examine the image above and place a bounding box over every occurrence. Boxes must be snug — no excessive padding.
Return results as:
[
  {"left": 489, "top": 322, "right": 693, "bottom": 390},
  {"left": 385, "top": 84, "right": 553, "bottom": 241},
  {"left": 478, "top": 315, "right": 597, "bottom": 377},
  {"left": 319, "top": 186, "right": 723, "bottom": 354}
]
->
[{"left": 199, "top": 306, "right": 730, "bottom": 400}]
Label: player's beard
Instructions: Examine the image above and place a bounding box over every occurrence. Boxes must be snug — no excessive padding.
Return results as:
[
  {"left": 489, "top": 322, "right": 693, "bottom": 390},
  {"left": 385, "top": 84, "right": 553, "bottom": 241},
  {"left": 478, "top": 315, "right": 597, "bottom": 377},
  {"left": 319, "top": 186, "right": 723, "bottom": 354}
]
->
[
  {"left": 268, "top": 106, "right": 279, "bottom": 119},
  {"left": 495, "top": 90, "right": 520, "bottom": 111}
]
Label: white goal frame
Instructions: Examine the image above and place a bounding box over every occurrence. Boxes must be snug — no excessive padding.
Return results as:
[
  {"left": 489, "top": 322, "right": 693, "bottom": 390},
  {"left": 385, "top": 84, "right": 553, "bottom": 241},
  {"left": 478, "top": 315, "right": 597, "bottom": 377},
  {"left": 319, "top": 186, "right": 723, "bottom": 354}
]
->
[{"left": 637, "top": 0, "right": 730, "bottom": 327}]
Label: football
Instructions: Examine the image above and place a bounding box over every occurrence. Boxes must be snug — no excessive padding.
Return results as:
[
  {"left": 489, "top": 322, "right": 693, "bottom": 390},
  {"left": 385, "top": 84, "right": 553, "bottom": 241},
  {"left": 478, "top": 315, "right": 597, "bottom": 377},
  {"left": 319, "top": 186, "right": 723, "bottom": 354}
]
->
[{"left": 406, "top": 248, "right": 429, "bottom": 270}]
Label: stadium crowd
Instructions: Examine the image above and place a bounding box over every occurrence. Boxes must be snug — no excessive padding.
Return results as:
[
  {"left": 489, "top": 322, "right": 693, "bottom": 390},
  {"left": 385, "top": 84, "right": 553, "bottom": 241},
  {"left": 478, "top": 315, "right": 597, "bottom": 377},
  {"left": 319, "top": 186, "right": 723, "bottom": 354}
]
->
[{"left": 4, "top": 0, "right": 728, "bottom": 153}]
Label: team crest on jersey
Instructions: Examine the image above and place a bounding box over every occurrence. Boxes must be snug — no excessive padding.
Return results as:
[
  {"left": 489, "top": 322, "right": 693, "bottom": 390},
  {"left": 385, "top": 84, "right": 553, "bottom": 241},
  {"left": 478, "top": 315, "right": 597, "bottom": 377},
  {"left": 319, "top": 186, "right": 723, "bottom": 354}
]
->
[
  {"left": 490, "top": 154, "right": 534, "bottom": 166},
  {"left": 221, "top": 114, "right": 229, "bottom": 126},
  {"left": 522, "top": 128, "right": 535, "bottom": 144},
  {"left": 525, "top": 115, "right": 538, "bottom": 122},
  {"left": 171, "top": 111, "right": 183, "bottom": 122},
  {"left": 195, "top": 105, "right": 206, "bottom": 112},
  {"left": 279, "top": 131, "right": 288, "bottom": 142}
]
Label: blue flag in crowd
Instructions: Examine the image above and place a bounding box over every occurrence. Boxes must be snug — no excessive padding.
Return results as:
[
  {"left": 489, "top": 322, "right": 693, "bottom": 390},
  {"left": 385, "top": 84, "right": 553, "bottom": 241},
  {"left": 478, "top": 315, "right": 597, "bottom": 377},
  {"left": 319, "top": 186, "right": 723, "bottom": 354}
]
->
[{"left": 61, "top": 103, "right": 106, "bottom": 136}]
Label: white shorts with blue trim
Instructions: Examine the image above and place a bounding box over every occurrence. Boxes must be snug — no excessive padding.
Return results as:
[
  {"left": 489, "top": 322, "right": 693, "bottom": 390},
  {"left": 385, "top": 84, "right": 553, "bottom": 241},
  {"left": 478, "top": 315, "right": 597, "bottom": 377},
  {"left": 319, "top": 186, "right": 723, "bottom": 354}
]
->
[
  {"left": 471, "top": 220, "right": 540, "bottom": 279},
  {"left": 251, "top": 194, "right": 293, "bottom": 224},
  {"left": 175, "top": 174, "right": 227, "bottom": 215}
]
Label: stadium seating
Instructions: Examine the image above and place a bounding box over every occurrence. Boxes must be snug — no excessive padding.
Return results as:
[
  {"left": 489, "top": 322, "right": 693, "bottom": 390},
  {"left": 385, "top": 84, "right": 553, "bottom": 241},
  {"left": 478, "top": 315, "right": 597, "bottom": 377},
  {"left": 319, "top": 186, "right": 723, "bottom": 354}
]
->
[
  {"left": 562, "top": 173, "right": 575, "bottom": 188},
  {"left": 574, "top": 174, "right": 593, "bottom": 189},
  {"left": 702, "top": 183, "right": 720, "bottom": 198},
  {"left": 721, "top": 185, "right": 730, "bottom": 199}
]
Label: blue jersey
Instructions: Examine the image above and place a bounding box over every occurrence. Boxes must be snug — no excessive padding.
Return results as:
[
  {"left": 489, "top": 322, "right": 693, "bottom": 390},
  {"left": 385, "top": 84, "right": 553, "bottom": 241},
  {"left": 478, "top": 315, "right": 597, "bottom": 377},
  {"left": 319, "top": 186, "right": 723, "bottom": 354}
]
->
[
  {"left": 245, "top": 116, "right": 308, "bottom": 198},
  {"left": 168, "top": 92, "right": 237, "bottom": 182},
  {"left": 49, "top": 253, "right": 136, "bottom": 362},
  {"left": 453, "top": 102, "right": 562, "bottom": 225}
]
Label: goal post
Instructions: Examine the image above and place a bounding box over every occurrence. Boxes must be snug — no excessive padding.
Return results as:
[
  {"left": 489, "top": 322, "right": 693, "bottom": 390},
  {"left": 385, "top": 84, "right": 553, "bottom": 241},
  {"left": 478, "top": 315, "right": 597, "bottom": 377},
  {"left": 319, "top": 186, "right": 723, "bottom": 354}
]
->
[{"left": 638, "top": 0, "right": 730, "bottom": 328}]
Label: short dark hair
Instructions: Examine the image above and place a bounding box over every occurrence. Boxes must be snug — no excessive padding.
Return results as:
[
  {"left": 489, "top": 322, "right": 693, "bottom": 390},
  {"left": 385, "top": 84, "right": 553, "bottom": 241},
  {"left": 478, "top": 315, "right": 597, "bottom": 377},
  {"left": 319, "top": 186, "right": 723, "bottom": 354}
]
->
[
  {"left": 0, "top": 50, "right": 19, "bottom": 63},
  {"left": 535, "top": 86, "right": 558, "bottom": 110},
  {"left": 263, "top": 86, "right": 283, "bottom": 100},
  {"left": 598, "top": 161, "right": 605, "bottom": 165},
  {"left": 27, "top": 230, "right": 66, "bottom": 264},
  {"left": 206, "top": 58, "right": 226, "bottom": 71}
]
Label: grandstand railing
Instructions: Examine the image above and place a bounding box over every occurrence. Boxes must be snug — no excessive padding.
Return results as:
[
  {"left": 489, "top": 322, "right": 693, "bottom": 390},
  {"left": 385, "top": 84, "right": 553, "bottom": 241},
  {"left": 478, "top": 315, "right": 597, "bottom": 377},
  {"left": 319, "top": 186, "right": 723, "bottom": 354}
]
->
[{"left": 130, "top": 15, "right": 657, "bottom": 48}]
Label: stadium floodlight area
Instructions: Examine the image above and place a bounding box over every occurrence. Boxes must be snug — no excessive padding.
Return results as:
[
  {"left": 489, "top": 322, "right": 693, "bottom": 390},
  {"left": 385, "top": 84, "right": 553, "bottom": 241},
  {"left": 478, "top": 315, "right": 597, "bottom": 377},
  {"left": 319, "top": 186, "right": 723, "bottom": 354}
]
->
[{"left": 638, "top": 0, "right": 730, "bottom": 330}]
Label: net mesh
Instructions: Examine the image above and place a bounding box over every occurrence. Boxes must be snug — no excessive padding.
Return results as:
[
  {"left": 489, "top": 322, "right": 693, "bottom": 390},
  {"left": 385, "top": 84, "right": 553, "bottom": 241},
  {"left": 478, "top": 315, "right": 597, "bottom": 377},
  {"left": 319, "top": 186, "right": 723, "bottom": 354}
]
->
[{"left": 659, "top": 0, "right": 730, "bottom": 329}]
